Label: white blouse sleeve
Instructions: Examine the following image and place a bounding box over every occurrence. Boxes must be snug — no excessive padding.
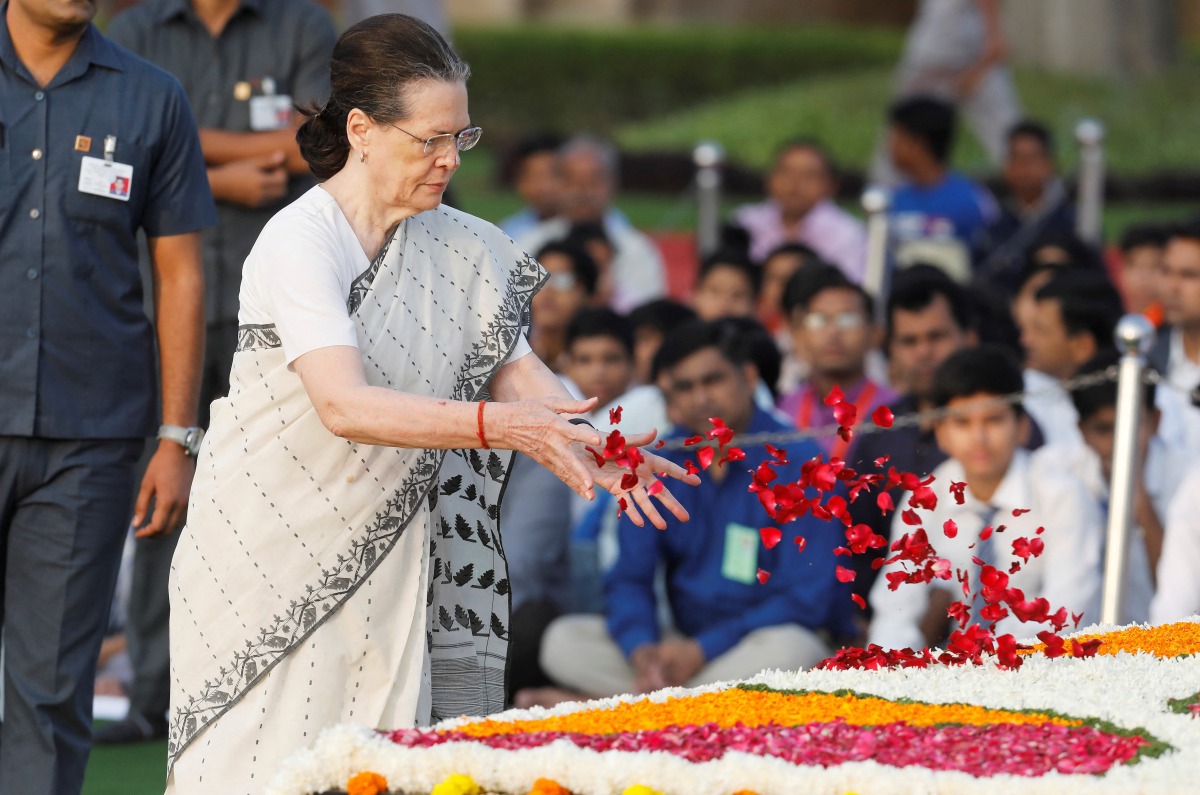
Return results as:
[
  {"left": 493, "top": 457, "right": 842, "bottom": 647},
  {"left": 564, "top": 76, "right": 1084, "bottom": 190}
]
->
[{"left": 244, "top": 219, "right": 360, "bottom": 366}]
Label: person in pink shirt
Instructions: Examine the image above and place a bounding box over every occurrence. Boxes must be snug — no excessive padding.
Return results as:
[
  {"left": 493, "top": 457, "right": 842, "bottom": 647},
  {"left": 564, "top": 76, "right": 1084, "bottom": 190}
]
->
[{"left": 733, "top": 139, "right": 867, "bottom": 280}]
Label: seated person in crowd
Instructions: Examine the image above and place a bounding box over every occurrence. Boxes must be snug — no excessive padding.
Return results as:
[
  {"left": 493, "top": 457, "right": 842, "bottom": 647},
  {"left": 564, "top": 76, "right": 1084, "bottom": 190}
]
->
[
  {"left": 530, "top": 241, "right": 599, "bottom": 372},
  {"left": 758, "top": 242, "right": 822, "bottom": 340},
  {"left": 777, "top": 265, "right": 896, "bottom": 460},
  {"left": 628, "top": 299, "right": 697, "bottom": 386},
  {"left": 518, "top": 135, "right": 666, "bottom": 312},
  {"left": 888, "top": 96, "right": 998, "bottom": 278},
  {"left": 1151, "top": 461, "right": 1200, "bottom": 623},
  {"left": 850, "top": 267, "right": 1047, "bottom": 606},
  {"left": 1032, "top": 351, "right": 1185, "bottom": 624},
  {"left": 1118, "top": 223, "right": 1168, "bottom": 326},
  {"left": 1020, "top": 269, "right": 1124, "bottom": 447},
  {"left": 566, "top": 220, "right": 617, "bottom": 308},
  {"left": 498, "top": 133, "right": 564, "bottom": 240},
  {"left": 691, "top": 249, "right": 759, "bottom": 322},
  {"left": 528, "top": 320, "right": 853, "bottom": 705},
  {"left": 1009, "top": 242, "right": 1097, "bottom": 340},
  {"left": 976, "top": 121, "right": 1076, "bottom": 296},
  {"left": 564, "top": 307, "right": 668, "bottom": 435},
  {"left": 869, "top": 346, "right": 1103, "bottom": 651},
  {"left": 733, "top": 139, "right": 867, "bottom": 279},
  {"left": 1148, "top": 221, "right": 1200, "bottom": 458}
]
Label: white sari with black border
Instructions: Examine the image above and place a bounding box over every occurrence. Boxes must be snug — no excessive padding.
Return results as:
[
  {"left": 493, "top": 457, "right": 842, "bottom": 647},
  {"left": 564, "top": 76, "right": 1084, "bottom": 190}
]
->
[{"left": 165, "top": 201, "right": 545, "bottom": 794}]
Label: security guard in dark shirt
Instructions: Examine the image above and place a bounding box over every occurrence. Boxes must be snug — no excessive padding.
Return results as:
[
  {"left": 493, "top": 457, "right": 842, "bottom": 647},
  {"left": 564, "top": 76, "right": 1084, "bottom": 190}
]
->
[{"left": 0, "top": 0, "right": 215, "bottom": 790}]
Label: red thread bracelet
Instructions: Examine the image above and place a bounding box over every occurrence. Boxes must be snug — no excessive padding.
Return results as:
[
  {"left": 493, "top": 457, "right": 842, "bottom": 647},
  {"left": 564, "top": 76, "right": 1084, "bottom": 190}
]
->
[{"left": 476, "top": 400, "right": 489, "bottom": 449}]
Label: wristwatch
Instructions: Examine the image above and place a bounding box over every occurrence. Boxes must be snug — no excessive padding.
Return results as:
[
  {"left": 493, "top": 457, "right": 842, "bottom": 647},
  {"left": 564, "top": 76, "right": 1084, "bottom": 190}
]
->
[{"left": 158, "top": 424, "right": 205, "bottom": 457}]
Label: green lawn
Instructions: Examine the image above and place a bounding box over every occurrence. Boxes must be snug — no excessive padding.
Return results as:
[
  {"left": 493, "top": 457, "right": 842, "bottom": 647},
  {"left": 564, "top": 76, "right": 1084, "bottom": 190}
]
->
[{"left": 83, "top": 728, "right": 166, "bottom": 795}]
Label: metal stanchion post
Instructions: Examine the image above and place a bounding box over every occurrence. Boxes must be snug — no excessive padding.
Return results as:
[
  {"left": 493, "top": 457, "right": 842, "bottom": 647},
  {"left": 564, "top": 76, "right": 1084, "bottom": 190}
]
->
[
  {"left": 861, "top": 186, "right": 891, "bottom": 318},
  {"left": 1075, "top": 119, "right": 1106, "bottom": 246},
  {"left": 1100, "top": 314, "right": 1155, "bottom": 625},
  {"left": 693, "top": 141, "right": 724, "bottom": 260}
]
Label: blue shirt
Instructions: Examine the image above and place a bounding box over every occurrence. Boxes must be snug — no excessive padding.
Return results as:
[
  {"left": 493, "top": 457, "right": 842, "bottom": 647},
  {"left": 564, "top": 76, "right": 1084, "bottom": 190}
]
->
[
  {"left": 604, "top": 408, "right": 854, "bottom": 661},
  {"left": 0, "top": 11, "right": 216, "bottom": 438},
  {"left": 890, "top": 171, "right": 996, "bottom": 251}
]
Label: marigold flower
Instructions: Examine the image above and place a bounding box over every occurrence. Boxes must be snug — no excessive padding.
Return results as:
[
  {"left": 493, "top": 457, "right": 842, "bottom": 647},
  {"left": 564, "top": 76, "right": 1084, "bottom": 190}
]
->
[
  {"left": 346, "top": 771, "right": 388, "bottom": 795},
  {"left": 623, "top": 786, "right": 664, "bottom": 795},
  {"left": 528, "top": 778, "right": 571, "bottom": 795},
  {"left": 430, "top": 773, "right": 481, "bottom": 795}
]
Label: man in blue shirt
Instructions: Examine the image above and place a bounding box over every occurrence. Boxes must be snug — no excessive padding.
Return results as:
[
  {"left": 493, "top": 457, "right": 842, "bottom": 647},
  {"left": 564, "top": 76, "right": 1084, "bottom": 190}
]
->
[
  {"left": 530, "top": 319, "right": 852, "bottom": 703},
  {"left": 0, "top": 0, "right": 214, "bottom": 790},
  {"left": 888, "top": 95, "right": 997, "bottom": 279}
]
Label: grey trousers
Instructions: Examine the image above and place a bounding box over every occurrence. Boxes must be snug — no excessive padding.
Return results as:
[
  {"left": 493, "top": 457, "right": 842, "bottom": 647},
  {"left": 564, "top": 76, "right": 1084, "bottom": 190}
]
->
[
  {"left": 540, "top": 615, "right": 832, "bottom": 697},
  {"left": 0, "top": 436, "right": 141, "bottom": 795}
]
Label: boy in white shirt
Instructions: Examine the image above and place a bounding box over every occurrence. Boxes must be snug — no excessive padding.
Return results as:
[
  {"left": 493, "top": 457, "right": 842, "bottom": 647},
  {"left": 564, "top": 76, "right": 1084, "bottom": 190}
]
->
[{"left": 869, "top": 346, "right": 1103, "bottom": 651}]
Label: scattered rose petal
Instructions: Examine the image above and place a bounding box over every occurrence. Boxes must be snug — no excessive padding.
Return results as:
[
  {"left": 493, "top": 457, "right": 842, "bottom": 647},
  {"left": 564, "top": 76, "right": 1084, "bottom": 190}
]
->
[
  {"left": 697, "top": 446, "right": 715, "bottom": 470},
  {"left": 943, "top": 519, "right": 958, "bottom": 539},
  {"left": 872, "top": 405, "right": 894, "bottom": 428},
  {"left": 609, "top": 406, "right": 623, "bottom": 425},
  {"left": 756, "top": 568, "right": 771, "bottom": 584},
  {"left": 646, "top": 479, "right": 664, "bottom": 497},
  {"left": 835, "top": 565, "right": 856, "bottom": 583},
  {"left": 759, "top": 527, "right": 782, "bottom": 549},
  {"left": 850, "top": 593, "right": 867, "bottom": 609},
  {"left": 654, "top": 439, "right": 666, "bottom": 449}
]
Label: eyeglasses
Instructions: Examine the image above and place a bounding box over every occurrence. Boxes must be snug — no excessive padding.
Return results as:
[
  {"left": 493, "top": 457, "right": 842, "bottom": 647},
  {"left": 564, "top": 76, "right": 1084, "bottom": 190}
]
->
[
  {"left": 801, "top": 311, "right": 866, "bottom": 331},
  {"left": 546, "top": 273, "right": 577, "bottom": 291},
  {"left": 385, "top": 122, "right": 482, "bottom": 156}
]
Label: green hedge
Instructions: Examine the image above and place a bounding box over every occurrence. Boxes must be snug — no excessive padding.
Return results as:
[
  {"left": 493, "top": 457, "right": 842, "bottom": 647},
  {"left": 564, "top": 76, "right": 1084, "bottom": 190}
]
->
[{"left": 454, "top": 25, "right": 903, "bottom": 139}]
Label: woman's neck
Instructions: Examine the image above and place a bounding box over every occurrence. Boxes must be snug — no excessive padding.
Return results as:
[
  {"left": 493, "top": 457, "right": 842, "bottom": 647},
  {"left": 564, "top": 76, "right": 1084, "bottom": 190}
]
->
[{"left": 322, "top": 171, "right": 419, "bottom": 262}]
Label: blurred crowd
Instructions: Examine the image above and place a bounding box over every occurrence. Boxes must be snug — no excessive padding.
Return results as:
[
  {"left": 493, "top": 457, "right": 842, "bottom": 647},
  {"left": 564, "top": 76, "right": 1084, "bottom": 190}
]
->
[{"left": 496, "top": 107, "right": 1200, "bottom": 707}]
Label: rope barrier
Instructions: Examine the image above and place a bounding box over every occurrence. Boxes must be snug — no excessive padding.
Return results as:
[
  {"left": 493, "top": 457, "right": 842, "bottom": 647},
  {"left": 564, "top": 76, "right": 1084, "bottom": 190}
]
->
[{"left": 657, "top": 363, "right": 1191, "bottom": 452}]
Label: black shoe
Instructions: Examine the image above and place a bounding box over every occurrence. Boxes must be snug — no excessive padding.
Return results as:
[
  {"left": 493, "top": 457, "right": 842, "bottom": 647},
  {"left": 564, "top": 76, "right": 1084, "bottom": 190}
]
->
[{"left": 94, "top": 712, "right": 168, "bottom": 744}]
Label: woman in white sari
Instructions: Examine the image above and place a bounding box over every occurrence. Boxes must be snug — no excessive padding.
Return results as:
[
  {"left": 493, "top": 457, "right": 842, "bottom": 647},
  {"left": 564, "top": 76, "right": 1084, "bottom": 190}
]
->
[{"left": 164, "top": 15, "right": 697, "bottom": 793}]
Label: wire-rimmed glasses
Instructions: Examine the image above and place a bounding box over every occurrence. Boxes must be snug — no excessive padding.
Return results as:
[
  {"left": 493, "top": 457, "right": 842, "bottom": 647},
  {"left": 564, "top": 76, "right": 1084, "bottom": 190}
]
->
[{"left": 385, "top": 123, "right": 483, "bottom": 156}]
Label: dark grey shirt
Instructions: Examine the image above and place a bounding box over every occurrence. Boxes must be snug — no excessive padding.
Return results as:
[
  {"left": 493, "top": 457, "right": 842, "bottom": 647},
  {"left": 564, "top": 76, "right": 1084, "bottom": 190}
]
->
[
  {"left": 0, "top": 12, "right": 215, "bottom": 439},
  {"left": 107, "top": 0, "right": 336, "bottom": 327}
]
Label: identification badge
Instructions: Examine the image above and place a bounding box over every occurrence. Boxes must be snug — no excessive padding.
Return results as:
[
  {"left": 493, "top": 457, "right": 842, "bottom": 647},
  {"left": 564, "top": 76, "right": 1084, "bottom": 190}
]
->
[
  {"left": 249, "top": 94, "right": 293, "bottom": 131},
  {"left": 721, "top": 522, "right": 760, "bottom": 585},
  {"left": 78, "top": 156, "right": 133, "bottom": 201}
]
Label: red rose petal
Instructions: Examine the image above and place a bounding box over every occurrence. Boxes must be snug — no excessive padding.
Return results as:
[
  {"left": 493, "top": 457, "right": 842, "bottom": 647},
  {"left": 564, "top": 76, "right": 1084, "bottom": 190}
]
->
[
  {"left": 684, "top": 460, "right": 701, "bottom": 477},
  {"left": 794, "top": 536, "right": 807, "bottom": 553},
  {"left": 646, "top": 479, "right": 664, "bottom": 497},
  {"left": 822, "top": 385, "right": 845, "bottom": 407},
  {"left": 608, "top": 405, "right": 623, "bottom": 425},
  {"left": 697, "top": 446, "right": 715, "bottom": 470},
  {"left": 851, "top": 593, "right": 866, "bottom": 610},
  {"left": 1012, "top": 507, "right": 1031, "bottom": 516},
  {"left": 683, "top": 435, "right": 703, "bottom": 447},
  {"left": 835, "top": 565, "right": 856, "bottom": 583},
  {"left": 943, "top": 519, "right": 958, "bottom": 538},
  {"left": 654, "top": 439, "right": 666, "bottom": 449},
  {"left": 759, "top": 527, "right": 782, "bottom": 549},
  {"left": 619, "top": 472, "right": 639, "bottom": 491},
  {"left": 756, "top": 568, "right": 771, "bottom": 584},
  {"left": 872, "top": 405, "right": 894, "bottom": 428}
]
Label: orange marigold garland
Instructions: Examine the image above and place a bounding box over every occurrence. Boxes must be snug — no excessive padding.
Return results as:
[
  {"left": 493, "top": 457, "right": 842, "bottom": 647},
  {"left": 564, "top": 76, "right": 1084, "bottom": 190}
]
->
[
  {"left": 528, "top": 779, "right": 572, "bottom": 795},
  {"left": 346, "top": 771, "right": 388, "bottom": 795}
]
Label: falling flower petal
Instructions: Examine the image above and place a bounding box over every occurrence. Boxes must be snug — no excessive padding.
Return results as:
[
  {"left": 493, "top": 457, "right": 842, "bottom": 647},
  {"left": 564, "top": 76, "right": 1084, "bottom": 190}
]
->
[
  {"left": 756, "top": 568, "right": 771, "bottom": 584},
  {"left": 1012, "top": 508, "right": 1031, "bottom": 516},
  {"left": 949, "top": 481, "right": 967, "bottom": 505},
  {"left": 851, "top": 593, "right": 866, "bottom": 610},
  {"left": 684, "top": 460, "right": 701, "bottom": 477},
  {"left": 822, "top": 385, "right": 846, "bottom": 407},
  {"left": 760, "top": 527, "right": 782, "bottom": 549},
  {"left": 609, "top": 406, "right": 623, "bottom": 425},
  {"left": 697, "top": 446, "right": 715, "bottom": 470},
  {"left": 646, "top": 479, "right": 664, "bottom": 497},
  {"left": 877, "top": 492, "right": 894, "bottom": 513},
  {"left": 835, "top": 565, "right": 856, "bottom": 583},
  {"left": 794, "top": 536, "right": 807, "bottom": 553},
  {"left": 683, "top": 435, "right": 703, "bottom": 447},
  {"left": 943, "top": 519, "right": 958, "bottom": 539},
  {"left": 872, "top": 405, "right": 894, "bottom": 428},
  {"left": 654, "top": 439, "right": 666, "bottom": 449}
]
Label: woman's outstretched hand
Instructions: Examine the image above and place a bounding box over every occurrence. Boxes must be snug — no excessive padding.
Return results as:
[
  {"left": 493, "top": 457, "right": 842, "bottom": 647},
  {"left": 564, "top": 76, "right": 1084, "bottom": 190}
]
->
[
  {"left": 583, "top": 428, "right": 701, "bottom": 530},
  {"left": 495, "top": 397, "right": 700, "bottom": 529}
]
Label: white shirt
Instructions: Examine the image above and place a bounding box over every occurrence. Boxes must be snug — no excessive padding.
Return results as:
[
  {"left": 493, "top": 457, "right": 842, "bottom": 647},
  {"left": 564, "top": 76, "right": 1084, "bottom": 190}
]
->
[
  {"left": 869, "top": 450, "right": 1102, "bottom": 651},
  {"left": 518, "top": 215, "right": 667, "bottom": 314},
  {"left": 1022, "top": 369, "right": 1083, "bottom": 448},
  {"left": 1154, "top": 327, "right": 1200, "bottom": 457},
  {"left": 1030, "top": 440, "right": 1183, "bottom": 624},
  {"left": 241, "top": 187, "right": 530, "bottom": 365},
  {"left": 1151, "top": 461, "right": 1200, "bottom": 623}
]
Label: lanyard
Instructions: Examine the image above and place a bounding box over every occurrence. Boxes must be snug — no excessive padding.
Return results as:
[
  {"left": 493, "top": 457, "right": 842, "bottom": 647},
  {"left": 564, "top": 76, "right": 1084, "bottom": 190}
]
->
[{"left": 796, "top": 381, "right": 878, "bottom": 460}]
